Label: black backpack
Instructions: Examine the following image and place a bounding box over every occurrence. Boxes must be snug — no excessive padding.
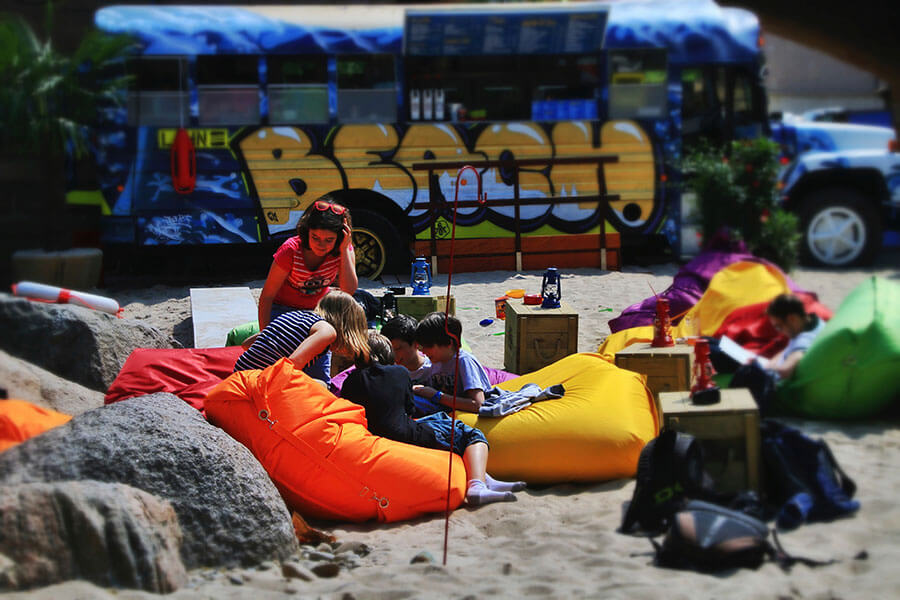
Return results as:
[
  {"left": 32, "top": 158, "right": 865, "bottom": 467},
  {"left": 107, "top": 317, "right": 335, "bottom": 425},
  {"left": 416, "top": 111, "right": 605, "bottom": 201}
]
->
[
  {"left": 652, "top": 500, "right": 834, "bottom": 572},
  {"left": 620, "top": 429, "right": 709, "bottom": 534}
]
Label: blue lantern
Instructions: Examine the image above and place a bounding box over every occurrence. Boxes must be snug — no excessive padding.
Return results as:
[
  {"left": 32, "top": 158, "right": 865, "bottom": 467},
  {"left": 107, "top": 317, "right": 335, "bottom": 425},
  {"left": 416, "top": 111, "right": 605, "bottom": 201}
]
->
[
  {"left": 541, "top": 267, "right": 561, "bottom": 308},
  {"left": 411, "top": 257, "right": 432, "bottom": 296}
]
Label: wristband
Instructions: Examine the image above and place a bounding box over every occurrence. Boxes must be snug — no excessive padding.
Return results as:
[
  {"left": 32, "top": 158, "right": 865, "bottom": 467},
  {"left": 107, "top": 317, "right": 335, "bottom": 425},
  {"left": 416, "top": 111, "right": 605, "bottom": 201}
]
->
[{"left": 432, "top": 391, "right": 443, "bottom": 404}]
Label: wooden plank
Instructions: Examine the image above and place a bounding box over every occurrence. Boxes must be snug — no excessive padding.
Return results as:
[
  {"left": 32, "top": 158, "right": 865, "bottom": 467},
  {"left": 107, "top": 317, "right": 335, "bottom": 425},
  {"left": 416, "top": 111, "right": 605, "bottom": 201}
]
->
[
  {"left": 433, "top": 254, "right": 517, "bottom": 273},
  {"left": 416, "top": 234, "right": 621, "bottom": 272},
  {"left": 190, "top": 287, "right": 257, "bottom": 349},
  {"left": 414, "top": 238, "right": 516, "bottom": 256},
  {"left": 521, "top": 232, "right": 620, "bottom": 252}
]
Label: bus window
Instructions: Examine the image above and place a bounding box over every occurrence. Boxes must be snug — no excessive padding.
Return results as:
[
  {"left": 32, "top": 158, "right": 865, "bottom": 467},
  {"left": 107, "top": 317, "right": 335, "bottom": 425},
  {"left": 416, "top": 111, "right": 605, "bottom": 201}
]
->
[
  {"left": 608, "top": 49, "right": 668, "bottom": 120},
  {"left": 337, "top": 54, "right": 396, "bottom": 123},
  {"left": 406, "top": 54, "right": 598, "bottom": 122},
  {"left": 268, "top": 56, "right": 329, "bottom": 124},
  {"left": 127, "top": 57, "right": 189, "bottom": 126},
  {"left": 197, "top": 55, "right": 260, "bottom": 126}
]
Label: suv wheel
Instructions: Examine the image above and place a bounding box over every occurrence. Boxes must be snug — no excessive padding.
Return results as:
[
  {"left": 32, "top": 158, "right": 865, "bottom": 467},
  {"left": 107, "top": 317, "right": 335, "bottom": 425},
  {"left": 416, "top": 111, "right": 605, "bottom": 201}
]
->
[{"left": 799, "top": 188, "right": 881, "bottom": 267}]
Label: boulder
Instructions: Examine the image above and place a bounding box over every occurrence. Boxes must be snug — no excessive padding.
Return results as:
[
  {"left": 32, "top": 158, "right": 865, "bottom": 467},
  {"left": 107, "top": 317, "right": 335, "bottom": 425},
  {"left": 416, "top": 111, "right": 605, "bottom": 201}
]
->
[
  {"left": 0, "top": 393, "right": 299, "bottom": 569},
  {"left": 0, "top": 349, "right": 104, "bottom": 416},
  {"left": 0, "top": 293, "right": 175, "bottom": 392},
  {"left": 0, "top": 481, "right": 185, "bottom": 593}
]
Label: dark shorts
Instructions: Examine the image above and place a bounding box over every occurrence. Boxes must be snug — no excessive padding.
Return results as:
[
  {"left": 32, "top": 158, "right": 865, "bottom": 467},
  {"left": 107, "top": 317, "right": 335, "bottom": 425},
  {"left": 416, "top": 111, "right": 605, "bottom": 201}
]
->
[{"left": 416, "top": 412, "right": 489, "bottom": 456}]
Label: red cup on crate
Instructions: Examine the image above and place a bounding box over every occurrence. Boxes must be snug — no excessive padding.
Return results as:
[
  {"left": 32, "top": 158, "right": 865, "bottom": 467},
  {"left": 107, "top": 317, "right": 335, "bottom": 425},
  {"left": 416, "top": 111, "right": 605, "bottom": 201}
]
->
[
  {"left": 523, "top": 293, "right": 542, "bottom": 305},
  {"left": 495, "top": 296, "right": 509, "bottom": 320}
]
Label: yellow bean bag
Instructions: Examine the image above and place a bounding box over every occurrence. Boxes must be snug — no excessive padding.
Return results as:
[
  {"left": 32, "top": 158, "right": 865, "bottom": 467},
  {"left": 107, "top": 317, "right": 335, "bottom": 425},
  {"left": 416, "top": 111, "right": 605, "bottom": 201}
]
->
[
  {"left": 457, "top": 353, "right": 659, "bottom": 484},
  {"left": 598, "top": 261, "right": 794, "bottom": 359},
  {"left": 206, "top": 358, "right": 466, "bottom": 522},
  {"left": 0, "top": 400, "right": 72, "bottom": 453}
]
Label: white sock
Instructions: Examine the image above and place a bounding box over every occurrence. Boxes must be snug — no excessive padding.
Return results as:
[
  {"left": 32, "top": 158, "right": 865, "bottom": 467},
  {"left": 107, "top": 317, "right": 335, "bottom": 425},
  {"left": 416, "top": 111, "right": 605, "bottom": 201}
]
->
[
  {"left": 485, "top": 473, "right": 526, "bottom": 492},
  {"left": 466, "top": 479, "right": 516, "bottom": 506}
]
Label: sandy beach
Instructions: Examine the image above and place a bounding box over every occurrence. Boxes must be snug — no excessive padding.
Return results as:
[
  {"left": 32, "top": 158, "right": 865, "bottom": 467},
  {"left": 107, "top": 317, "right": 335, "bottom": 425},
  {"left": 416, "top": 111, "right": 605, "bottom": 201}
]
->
[{"left": 5, "top": 250, "right": 900, "bottom": 599}]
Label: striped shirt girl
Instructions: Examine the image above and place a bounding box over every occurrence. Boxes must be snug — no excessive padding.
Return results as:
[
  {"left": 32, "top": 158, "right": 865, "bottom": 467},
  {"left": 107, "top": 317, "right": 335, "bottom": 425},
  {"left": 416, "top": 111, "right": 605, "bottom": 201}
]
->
[{"left": 234, "top": 310, "right": 332, "bottom": 383}]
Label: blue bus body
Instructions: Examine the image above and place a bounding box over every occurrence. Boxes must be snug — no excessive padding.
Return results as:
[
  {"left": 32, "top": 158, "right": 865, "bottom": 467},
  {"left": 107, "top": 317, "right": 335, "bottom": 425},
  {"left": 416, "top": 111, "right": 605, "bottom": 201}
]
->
[{"left": 86, "top": 2, "right": 767, "bottom": 273}]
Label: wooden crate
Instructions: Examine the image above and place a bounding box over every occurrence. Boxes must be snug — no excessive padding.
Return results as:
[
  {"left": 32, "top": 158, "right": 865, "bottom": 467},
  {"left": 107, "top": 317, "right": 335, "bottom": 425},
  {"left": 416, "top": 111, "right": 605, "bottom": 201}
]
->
[
  {"left": 504, "top": 300, "right": 578, "bottom": 374},
  {"left": 659, "top": 388, "right": 761, "bottom": 494},
  {"left": 614, "top": 343, "right": 694, "bottom": 400},
  {"left": 395, "top": 295, "right": 456, "bottom": 323}
]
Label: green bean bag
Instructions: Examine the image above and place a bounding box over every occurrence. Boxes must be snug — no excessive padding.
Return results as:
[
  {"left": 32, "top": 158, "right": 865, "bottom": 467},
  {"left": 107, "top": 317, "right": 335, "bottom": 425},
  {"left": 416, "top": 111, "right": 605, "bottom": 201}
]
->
[
  {"left": 225, "top": 321, "right": 259, "bottom": 347},
  {"left": 775, "top": 277, "right": 900, "bottom": 419}
]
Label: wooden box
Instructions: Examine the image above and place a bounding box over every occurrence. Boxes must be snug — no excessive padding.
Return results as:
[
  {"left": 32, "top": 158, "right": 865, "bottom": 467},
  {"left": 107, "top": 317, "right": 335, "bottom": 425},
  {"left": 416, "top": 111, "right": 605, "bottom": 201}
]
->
[
  {"left": 504, "top": 300, "right": 578, "bottom": 374},
  {"left": 395, "top": 294, "right": 456, "bottom": 323},
  {"left": 615, "top": 343, "right": 694, "bottom": 400},
  {"left": 659, "top": 388, "right": 761, "bottom": 494}
]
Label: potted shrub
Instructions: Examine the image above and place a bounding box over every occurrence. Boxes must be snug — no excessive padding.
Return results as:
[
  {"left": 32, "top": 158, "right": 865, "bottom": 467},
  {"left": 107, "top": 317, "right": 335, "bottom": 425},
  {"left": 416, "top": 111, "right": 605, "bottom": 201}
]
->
[
  {"left": 0, "top": 7, "right": 132, "bottom": 281},
  {"left": 685, "top": 138, "right": 801, "bottom": 271}
]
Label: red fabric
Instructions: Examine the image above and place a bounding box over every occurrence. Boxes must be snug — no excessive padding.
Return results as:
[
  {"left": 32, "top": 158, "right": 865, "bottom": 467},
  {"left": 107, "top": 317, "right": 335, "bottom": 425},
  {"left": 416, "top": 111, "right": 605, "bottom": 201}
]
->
[
  {"left": 713, "top": 293, "right": 834, "bottom": 358},
  {"left": 105, "top": 347, "right": 243, "bottom": 413}
]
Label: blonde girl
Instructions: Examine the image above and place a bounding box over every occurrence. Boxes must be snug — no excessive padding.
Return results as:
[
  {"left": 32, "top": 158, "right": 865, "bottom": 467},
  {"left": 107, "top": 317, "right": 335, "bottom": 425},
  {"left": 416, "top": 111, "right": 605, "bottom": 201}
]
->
[{"left": 235, "top": 290, "right": 369, "bottom": 388}]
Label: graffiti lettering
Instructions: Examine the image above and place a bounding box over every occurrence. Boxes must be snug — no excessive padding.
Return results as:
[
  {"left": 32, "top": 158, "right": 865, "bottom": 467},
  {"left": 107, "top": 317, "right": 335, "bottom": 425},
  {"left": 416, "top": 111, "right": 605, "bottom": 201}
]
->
[{"left": 235, "top": 119, "right": 658, "bottom": 237}]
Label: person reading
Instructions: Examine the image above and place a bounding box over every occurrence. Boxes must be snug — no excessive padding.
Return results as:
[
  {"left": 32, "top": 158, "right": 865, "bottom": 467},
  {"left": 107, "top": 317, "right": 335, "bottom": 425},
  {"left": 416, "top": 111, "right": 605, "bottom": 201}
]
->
[{"left": 730, "top": 293, "right": 826, "bottom": 412}]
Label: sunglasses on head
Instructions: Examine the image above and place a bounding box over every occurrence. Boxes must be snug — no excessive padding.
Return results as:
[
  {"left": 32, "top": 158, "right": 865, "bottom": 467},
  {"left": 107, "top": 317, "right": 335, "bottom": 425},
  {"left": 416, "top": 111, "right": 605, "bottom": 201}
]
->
[{"left": 314, "top": 200, "right": 347, "bottom": 215}]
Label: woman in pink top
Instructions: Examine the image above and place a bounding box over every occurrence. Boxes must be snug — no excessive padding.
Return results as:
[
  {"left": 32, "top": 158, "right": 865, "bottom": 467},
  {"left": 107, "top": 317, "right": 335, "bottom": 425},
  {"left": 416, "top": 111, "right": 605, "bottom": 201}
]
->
[{"left": 257, "top": 195, "right": 358, "bottom": 331}]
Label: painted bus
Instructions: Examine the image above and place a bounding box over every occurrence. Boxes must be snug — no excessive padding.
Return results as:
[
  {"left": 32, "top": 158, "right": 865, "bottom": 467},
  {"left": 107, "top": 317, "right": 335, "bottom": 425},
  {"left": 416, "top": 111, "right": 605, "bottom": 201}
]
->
[{"left": 83, "top": 1, "right": 768, "bottom": 277}]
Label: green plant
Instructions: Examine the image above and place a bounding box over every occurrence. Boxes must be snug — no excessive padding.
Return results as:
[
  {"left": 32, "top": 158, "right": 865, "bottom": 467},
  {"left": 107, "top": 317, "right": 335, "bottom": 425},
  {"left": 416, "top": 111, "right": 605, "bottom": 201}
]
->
[
  {"left": 0, "top": 8, "right": 133, "bottom": 159},
  {"left": 755, "top": 208, "right": 801, "bottom": 271},
  {"left": 0, "top": 5, "right": 133, "bottom": 252},
  {"left": 685, "top": 137, "right": 800, "bottom": 271}
]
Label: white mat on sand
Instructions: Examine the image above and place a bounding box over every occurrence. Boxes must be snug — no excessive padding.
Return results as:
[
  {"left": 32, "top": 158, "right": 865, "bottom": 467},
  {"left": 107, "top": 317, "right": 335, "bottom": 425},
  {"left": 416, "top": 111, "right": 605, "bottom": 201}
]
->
[{"left": 190, "top": 287, "right": 256, "bottom": 348}]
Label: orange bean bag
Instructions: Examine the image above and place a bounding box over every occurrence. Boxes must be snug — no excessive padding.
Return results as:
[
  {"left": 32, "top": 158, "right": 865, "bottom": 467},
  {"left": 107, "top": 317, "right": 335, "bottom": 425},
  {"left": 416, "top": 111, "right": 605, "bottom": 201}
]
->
[
  {"left": 205, "top": 358, "right": 466, "bottom": 522},
  {"left": 0, "top": 400, "right": 72, "bottom": 452}
]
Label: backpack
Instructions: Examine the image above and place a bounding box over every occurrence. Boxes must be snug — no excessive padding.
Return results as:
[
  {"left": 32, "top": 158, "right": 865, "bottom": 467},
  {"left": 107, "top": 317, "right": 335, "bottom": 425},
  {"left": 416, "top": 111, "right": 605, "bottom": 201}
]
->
[
  {"left": 652, "top": 500, "right": 833, "bottom": 572},
  {"left": 761, "top": 419, "right": 860, "bottom": 530},
  {"left": 620, "top": 429, "right": 709, "bottom": 534},
  {"left": 352, "top": 289, "right": 381, "bottom": 328}
]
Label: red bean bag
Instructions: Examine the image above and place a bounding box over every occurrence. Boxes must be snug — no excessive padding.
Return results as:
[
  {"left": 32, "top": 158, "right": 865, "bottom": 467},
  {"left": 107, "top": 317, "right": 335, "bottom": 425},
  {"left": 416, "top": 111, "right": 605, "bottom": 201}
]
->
[
  {"left": 206, "top": 358, "right": 466, "bottom": 523},
  {"left": 1, "top": 399, "right": 72, "bottom": 452},
  {"left": 105, "top": 347, "right": 242, "bottom": 413},
  {"left": 713, "top": 293, "right": 832, "bottom": 357}
]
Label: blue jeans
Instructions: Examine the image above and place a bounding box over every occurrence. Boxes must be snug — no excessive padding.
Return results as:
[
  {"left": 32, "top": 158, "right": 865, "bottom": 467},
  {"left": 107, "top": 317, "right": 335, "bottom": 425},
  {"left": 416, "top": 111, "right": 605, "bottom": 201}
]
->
[{"left": 416, "top": 412, "right": 488, "bottom": 456}]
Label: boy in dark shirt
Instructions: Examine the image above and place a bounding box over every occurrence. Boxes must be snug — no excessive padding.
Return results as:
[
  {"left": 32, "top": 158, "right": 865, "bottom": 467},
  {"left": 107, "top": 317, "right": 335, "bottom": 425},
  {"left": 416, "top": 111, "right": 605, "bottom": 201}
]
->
[{"left": 341, "top": 333, "right": 524, "bottom": 506}]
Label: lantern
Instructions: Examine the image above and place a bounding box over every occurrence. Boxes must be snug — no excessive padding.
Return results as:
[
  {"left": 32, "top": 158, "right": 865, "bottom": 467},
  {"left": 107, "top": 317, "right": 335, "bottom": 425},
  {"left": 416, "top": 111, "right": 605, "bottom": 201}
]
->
[
  {"left": 410, "top": 257, "right": 432, "bottom": 296},
  {"left": 651, "top": 297, "right": 675, "bottom": 347},
  {"left": 690, "top": 338, "right": 720, "bottom": 405},
  {"left": 541, "top": 267, "right": 561, "bottom": 309}
]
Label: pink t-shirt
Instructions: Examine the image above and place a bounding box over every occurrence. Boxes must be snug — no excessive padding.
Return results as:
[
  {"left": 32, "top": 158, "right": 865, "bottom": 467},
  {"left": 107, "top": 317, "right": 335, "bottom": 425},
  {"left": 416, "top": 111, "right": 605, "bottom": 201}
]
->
[{"left": 272, "top": 236, "right": 342, "bottom": 310}]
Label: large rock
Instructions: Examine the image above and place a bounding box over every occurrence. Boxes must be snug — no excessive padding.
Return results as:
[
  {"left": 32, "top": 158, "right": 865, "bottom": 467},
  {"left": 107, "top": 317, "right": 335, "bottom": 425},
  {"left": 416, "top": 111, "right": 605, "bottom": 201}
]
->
[
  {"left": 0, "top": 481, "right": 186, "bottom": 593},
  {"left": 0, "top": 293, "right": 175, "bottom": 392},
  {"left": 0, "top": 393, "right": 299, "bottom": 569},
  {"left": 0, "top": 349, "right": 104, "bottom": 416}
]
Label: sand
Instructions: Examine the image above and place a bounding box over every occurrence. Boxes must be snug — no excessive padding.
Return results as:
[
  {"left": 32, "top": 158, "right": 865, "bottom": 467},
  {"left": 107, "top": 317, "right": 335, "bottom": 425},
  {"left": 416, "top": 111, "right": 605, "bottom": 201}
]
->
[{"left": 6, "top": 251, "right": 900, "bottom": 599}]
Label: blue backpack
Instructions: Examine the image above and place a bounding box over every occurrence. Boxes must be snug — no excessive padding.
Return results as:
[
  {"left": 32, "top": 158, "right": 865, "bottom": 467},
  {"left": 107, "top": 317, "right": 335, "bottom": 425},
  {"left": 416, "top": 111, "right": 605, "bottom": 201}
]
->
[{"left": 761, "top": 420, "right": 860, "bottom": 529}]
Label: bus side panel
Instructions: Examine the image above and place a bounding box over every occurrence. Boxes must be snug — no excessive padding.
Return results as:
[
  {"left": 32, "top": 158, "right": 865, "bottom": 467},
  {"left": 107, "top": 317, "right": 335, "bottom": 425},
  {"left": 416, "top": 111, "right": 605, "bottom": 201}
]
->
[{"left": 100, "top": 126, "right": 261, "bottom": 245}]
